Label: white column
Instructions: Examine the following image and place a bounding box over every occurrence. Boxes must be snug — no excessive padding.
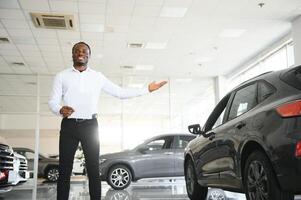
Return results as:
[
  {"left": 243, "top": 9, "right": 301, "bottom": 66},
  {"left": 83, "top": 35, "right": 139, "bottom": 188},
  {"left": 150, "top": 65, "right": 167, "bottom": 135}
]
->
[
  {"left": 292, "top": 15, "right": 301, "bottom": 65},
  {"left": 214, "top": 76, "right": 227, "bottom": 105}
]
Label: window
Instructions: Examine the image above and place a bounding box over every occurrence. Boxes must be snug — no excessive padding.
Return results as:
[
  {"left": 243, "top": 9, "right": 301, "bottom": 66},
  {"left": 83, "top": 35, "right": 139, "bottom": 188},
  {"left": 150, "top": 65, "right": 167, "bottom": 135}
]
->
[
  {"left": 228, "top": 84, "right": 257, "bottom": 120},
  {"left": 204, "top": 94, "right": 231, "bottom": 132},
  {"left": 258, "top": 81, "right": 275, "bottom": 102},
  {"left": 174, "top": 136, "right": 195, "bottom": 149},
  {"left": 145, "top": 136, "right": 173, "bottom": 151},
  {"left": 24, "top": 151, "right": 35, "bottom": 160}
]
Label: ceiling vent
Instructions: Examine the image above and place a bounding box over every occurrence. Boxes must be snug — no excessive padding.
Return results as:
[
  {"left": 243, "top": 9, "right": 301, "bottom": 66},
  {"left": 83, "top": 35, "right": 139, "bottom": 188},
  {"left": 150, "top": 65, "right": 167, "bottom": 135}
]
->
[
  {"left": 30, "top": 12, "right": 74, "bottom": 30},
  {"left": 127, "top": 43, "right": 144, "bottom": 48},
  {"left": 0, "top": 37, "right": 10, "bottom": 43}
]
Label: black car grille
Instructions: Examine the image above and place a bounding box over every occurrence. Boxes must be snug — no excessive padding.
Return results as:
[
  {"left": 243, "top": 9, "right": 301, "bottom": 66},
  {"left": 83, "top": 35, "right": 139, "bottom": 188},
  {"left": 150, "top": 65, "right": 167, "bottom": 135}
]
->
[
  {"left": 19, "top": 157, "right": 28, "bottom": 171},
  {"left": 0, "top": 144, "right": 14, "bottom": 170}
]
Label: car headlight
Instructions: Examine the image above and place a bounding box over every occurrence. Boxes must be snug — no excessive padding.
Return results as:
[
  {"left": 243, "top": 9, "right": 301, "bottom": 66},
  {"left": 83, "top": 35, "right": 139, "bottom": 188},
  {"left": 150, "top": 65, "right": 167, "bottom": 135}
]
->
[{"left": 100, "top": 158, "right": 107, "bottom": 164}]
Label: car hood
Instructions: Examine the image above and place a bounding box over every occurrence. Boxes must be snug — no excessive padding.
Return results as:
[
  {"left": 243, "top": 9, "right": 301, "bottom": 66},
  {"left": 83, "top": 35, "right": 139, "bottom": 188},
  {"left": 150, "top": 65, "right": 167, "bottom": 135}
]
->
[{"left": 100, "top": 150, "right": 135, "bottom": 160}]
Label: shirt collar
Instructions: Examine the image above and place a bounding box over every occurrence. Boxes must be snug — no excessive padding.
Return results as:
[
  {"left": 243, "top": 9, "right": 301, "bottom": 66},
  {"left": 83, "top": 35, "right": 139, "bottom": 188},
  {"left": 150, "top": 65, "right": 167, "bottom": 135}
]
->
[{"left": 72, "top": 66, "right": 91, "bottom": 73}]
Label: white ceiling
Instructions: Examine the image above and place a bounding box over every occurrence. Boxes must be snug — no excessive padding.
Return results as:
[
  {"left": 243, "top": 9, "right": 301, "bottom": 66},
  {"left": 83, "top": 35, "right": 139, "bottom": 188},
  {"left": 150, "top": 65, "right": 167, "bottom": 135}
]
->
[
  {"left": 0, "top": 0, "right": 300, "bottom": 78},
  {"left": 0, "top": 0, "right": 300, "bottom": 125}
]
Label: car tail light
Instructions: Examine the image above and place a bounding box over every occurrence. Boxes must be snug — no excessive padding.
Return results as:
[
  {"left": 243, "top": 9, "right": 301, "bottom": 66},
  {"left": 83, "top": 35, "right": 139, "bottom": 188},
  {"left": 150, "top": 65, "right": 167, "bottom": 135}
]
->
[
  {"left": 0, "top": 170, "right": 8, "bottom": 181},
  {"left": 296, "top": 141, "right": 301, "bottom": 157},
  {"left": 276, "top": 100, "right": 301, "bottom": 117}
]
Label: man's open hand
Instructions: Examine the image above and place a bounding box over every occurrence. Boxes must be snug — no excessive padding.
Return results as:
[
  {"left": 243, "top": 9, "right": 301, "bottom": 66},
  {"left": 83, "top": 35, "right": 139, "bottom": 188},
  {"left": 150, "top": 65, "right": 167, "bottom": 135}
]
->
[
  {"left": 148, "top": 81, "right": 167, "bottom": 92},
  {"left": 60, "top": 106, "right": 74, "bottom": 118}
]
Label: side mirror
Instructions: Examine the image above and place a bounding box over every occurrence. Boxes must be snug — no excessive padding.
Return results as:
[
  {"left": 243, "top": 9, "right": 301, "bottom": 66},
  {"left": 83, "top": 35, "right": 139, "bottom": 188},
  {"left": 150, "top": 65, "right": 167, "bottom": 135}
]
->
[{"left": 188, "top": 124, "right": 204, "bottom": 135}]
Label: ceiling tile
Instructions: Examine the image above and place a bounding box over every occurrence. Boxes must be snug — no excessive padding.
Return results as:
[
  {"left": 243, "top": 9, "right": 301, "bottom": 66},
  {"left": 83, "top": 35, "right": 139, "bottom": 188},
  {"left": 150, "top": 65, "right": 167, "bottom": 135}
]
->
[
  {"left": 79, "top": 14, "right": 105, "bottom": 24},
  {"left": 20, "top": 50, "right": 42, "bottom": 57},
  {"left": 49, "top": 1, "right": 78, "bottom": 12},
  {"left": 17, "top": 44, "right": 39, "bottom": 52},
  {"left": 78, "top": 2, "right": 105, "bottom": 14},
  {"left": 0, "top": 65, "right": 14, "bottom": 73},
  {"left": 133, "top": 5, "right": 162, "bottom": 17},
  {"left": 0, "top": 9, "right": 24, "bottom": 19},
  {"left": 32, "top": 29, "right": 57, "bottom": 39},
  {"left": 11, "top": 65, "right": 32, "bottom": 74},
  {"left": 107, "top": 4, "right": 134, "bottom": 16},
  {"left": 0, "top": 28, "right": 8, "bottom": 37},
  {"left": 135, "top": 0, "right": 163, "bottom": 6},
  {"left": 30, "top": 67, "right": 49, "bottom": 74},
  {"left": 1, "top": 19, "right": 30, "bottom": 29},
  {"left": 36, "top": 38, "right": 59, "bottom": 45},
  {"left": 80, "top": 24, "right": 104, "bottom": 32},
  {"left": 7, "top": 29, "right": 33, "bottom": 37},
  {"left": 0, "top": 0, "right": 20, "bottom": 9},
  {"left": 81, "top": 32, "right": 103, "bottom": 40},
  {"left": 164, "top": 0, "right": 192, "bottom": 7},
  {"left": 107, "top": 15, "right": 131, "bottom": 26},
  {"left": 38, "top": 44, "right": 60, "bottom": 52},
  {"left": 0, "top": 44, "right": 17, "bottom": 50},
  {"left": 57, "top": 30, "right": 80, "bottom": 40},
  {"left": 19, "top": 0, "right": 50, "bottom": 11},
  {"left": 13, "top": 37, "right": 36, "bottom": 45},
  {"left": 0, "top": 49, "right": 21, "bottom": 56}
]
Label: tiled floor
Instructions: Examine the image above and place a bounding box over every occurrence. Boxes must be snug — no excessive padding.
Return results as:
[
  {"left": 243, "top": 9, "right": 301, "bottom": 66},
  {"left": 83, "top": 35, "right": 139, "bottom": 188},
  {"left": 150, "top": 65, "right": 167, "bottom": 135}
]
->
[{"left": 0, "top": 177, "right": 300, "bottom": 200}]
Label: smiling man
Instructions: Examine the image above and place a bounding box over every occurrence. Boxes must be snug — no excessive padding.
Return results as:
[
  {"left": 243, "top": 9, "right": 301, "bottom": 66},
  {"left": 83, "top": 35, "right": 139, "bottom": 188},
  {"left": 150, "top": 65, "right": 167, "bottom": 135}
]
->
[{"left": 48, "top": 42, "right": 167, "bottom": 200}]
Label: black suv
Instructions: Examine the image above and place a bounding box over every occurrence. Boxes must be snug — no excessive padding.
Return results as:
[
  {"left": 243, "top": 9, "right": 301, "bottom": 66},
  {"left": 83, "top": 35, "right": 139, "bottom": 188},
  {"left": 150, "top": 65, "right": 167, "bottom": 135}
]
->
[{"left": 184, "top": 65, "right": 301, "bottom": 200}]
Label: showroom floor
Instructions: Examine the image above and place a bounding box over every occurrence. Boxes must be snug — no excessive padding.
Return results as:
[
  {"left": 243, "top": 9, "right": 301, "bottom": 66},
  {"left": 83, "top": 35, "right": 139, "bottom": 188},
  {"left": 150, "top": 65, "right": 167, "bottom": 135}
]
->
[{"left": 0, "top": 177, "right": 300, "bottom": 200}]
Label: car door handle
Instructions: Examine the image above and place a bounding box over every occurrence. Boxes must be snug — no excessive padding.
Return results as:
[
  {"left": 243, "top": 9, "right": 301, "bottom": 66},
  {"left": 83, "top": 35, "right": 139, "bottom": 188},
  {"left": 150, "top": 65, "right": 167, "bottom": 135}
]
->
[
  {"left": 235, "top": 121, "right": 246, "bottom": 129},
  {"left": 164, "top": 152, "right": 174, "bottom": 155}
]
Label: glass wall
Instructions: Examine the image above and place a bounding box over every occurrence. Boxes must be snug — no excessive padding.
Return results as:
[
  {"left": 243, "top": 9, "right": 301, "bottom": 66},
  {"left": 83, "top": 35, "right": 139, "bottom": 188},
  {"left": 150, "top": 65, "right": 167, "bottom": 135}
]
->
[{"left": 227, "top": 41, "right": 295, "bottom": 91}]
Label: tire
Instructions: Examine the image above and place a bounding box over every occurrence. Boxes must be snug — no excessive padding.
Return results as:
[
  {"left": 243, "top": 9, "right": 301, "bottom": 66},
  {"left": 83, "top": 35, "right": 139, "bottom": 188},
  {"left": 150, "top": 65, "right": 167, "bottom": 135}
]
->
[
  {"left": 243, "top": 151, "right": 294, "bottom": 200},
  {"left": 107, "top": 165, "right": 132, "bottom": 190},
  {"left": 45, "top": 166, "right": 59, "bottom": 182},
  {"left": 185, "top": 159, "right": 208, "bottom": 200}
]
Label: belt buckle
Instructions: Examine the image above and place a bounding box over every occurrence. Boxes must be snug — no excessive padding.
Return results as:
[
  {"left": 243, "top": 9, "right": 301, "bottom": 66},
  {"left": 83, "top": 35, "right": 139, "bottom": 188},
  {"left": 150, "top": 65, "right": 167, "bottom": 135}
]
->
[{"left": 75, "top": 118, "right": 85, "bottom": 123}]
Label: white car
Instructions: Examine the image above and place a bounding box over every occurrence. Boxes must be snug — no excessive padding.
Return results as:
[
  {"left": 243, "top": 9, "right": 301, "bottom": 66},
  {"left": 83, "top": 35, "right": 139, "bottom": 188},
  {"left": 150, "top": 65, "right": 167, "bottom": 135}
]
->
[{"left": 10, "top": 153, "right": 29, "bottom": 185}]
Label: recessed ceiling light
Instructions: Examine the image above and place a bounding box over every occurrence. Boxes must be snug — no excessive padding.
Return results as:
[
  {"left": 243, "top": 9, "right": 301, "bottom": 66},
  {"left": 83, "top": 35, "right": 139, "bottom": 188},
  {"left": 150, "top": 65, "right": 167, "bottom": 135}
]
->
[
  {"left": 135, "top": 65, "right": 154, "bottom": 70},
  {"left": 160, "top": 7, "right": 188, "bottom": 18},
  {"left": 145, "top": 42, "right": 166, "bottom": 49},
  {"left": 219, "top": 29, "right": 246, "bottom": 38},
  {"left": 127, "top": 43, "right": 144, "bottom": 48}
]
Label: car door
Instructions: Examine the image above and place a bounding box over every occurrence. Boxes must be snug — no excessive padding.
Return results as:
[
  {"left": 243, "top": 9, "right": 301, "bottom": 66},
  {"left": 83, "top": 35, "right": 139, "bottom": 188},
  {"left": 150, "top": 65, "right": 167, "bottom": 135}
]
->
[
  {"left": 133, "top": 136, "right": 175, "bottom": 178},
  {"left": 173, "top": 135, "right": 196, "bottom": 176},
  {"left": 213, "top": 83, "right": 259, "bottom": 188},
  {"left": 192, "top": 94, "right": 232, "bottom": 185}
]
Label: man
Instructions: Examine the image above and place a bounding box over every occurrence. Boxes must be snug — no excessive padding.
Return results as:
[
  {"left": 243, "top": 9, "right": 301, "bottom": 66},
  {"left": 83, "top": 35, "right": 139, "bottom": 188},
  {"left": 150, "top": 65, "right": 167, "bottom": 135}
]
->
[{"left": 48, "top": 42, "right": 167, "bottom": 200}]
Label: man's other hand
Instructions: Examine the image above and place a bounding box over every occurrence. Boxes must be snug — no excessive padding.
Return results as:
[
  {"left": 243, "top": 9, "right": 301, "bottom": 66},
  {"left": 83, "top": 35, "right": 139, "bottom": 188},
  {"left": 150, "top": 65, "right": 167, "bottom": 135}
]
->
[
  {"left": 148, "top": 81, "right": 168, "bottom": 92},
  {"left": 60, "top": 106, "right": 75, "bottom": 118}
]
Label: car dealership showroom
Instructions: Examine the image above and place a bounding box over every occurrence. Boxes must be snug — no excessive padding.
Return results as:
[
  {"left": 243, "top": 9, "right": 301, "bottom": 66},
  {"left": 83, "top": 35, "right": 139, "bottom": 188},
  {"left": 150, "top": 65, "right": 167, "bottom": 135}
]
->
[{"left": 1, "top": 0, "right": 301, "bottom": 200}]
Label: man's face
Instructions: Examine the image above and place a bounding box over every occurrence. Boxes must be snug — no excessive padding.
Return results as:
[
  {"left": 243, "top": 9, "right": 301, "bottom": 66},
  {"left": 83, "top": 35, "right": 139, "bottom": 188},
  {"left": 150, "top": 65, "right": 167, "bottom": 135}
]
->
[{"left": 72, "top": 43, "right": 90, "bottom": 66}]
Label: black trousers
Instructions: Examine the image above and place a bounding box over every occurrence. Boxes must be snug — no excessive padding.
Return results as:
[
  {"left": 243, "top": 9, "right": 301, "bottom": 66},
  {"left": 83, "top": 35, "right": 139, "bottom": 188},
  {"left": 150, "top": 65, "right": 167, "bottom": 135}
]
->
[{"left": 57, "top": 118, "right": 101, "bottom": 200}]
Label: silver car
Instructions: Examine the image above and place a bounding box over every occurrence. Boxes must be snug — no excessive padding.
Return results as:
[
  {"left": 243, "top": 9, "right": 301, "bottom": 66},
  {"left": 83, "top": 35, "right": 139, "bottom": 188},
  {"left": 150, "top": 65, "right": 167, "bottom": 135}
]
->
[{"left": 99, "top": 133, "right": 196, "bottom": 190}]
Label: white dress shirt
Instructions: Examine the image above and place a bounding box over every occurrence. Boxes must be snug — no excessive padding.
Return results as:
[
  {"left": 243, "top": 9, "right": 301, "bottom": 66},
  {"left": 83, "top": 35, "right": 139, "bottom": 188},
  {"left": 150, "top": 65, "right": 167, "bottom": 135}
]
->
[{"left": 49, "top": 67, "right": 149, "bottom": 119}]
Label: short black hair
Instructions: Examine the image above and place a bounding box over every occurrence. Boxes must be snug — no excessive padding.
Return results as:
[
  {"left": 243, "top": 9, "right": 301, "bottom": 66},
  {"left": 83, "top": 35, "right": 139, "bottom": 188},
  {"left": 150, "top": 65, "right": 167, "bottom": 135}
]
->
[{"left": 72, "top": 42, "right": 91, "bottom": 55}]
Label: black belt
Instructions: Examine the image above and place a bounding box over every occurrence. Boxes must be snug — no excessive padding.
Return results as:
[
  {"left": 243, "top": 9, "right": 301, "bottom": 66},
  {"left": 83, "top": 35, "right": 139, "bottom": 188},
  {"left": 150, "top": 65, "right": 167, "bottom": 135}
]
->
[{"left": 67, "top": 114, "right": 98, "bottom": 123}]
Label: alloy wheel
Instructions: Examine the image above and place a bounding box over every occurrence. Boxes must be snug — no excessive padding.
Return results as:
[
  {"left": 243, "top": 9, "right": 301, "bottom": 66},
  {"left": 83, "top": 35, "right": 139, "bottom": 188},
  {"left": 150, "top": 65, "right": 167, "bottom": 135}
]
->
[
  {"left": 47, "top": 168, "right": 59, "bottom": 182},
  {"left": 110, "top": 167, "right": 130, "bottom": 188},
  {"left": 247, "top": 160, "right": 268, "bottom": 200}
]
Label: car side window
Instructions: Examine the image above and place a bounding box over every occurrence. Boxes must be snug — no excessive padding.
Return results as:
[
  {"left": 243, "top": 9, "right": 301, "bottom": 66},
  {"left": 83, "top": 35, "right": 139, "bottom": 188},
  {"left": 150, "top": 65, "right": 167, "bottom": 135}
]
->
[
  {"left": 228, "top": 83, "right": 258, "bottom": 120},
  {"left": 204, "top": 94, "right": 231, "bottom": 132},
  {"left": 146, "top": 136, "right": 173, "bottom": 150},
  {"left": 258, "top": 81, "right": 275, "bottom": 103},
  {"left": 174, "top": 136, "right": 195, "bottom": 149}
]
